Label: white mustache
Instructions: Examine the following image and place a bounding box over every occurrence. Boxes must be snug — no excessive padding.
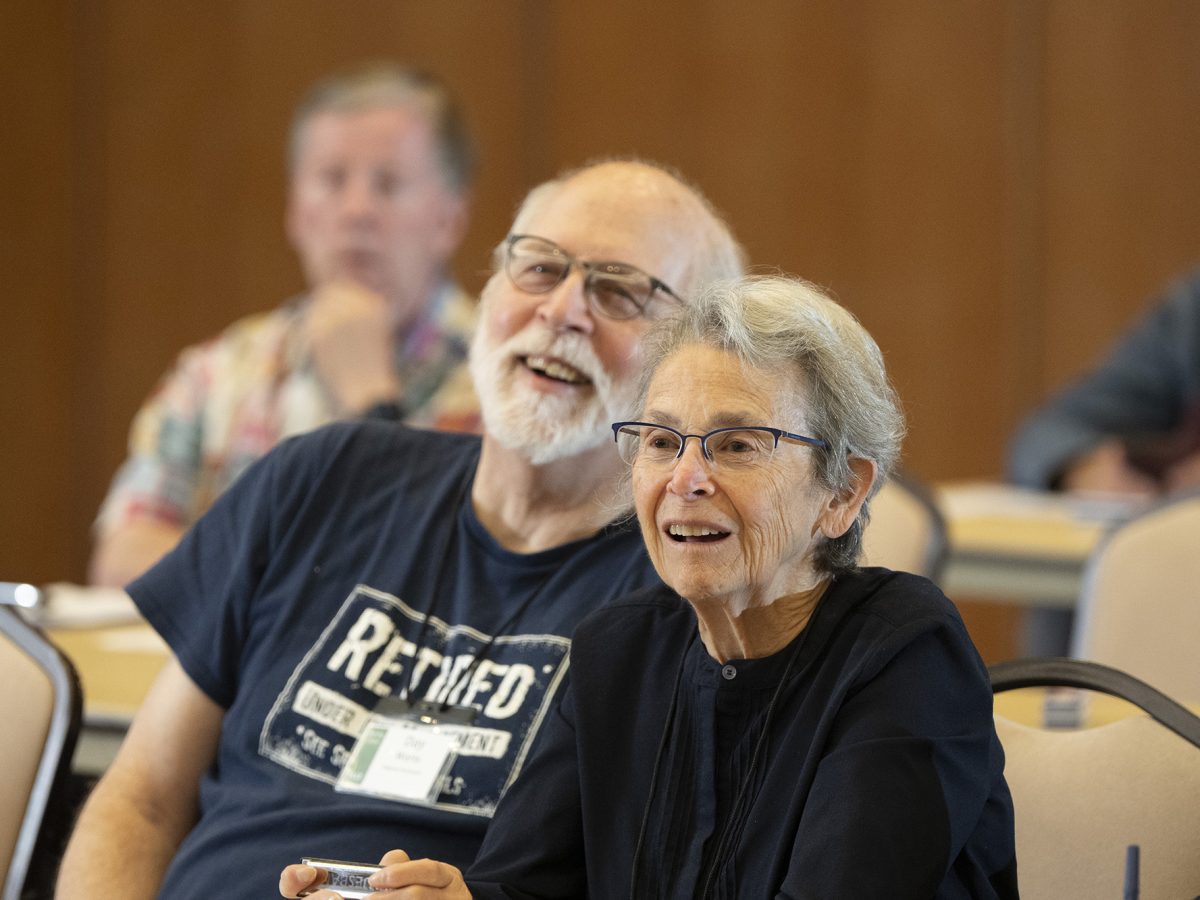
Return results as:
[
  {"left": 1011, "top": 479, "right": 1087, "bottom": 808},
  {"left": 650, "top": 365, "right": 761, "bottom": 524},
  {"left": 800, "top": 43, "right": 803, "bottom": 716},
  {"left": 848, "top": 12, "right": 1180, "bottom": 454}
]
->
[{"left": 499, "top": 328, "right": 606, "bottom": 387}]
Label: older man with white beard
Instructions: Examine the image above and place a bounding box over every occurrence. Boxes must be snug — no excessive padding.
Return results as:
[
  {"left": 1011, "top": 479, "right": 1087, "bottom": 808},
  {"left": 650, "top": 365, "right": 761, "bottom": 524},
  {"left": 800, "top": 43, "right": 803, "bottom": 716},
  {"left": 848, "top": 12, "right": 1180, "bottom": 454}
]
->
[{"left": 55, "top": 160, "right": 744, "bottom": 900}]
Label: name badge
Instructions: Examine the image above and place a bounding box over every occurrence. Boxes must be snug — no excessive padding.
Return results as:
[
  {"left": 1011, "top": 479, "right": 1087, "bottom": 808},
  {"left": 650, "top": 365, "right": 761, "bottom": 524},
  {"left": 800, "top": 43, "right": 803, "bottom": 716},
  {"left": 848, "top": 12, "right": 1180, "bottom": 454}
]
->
[{"left": 335, "top": 699, "right": 475, "bottom": 805}]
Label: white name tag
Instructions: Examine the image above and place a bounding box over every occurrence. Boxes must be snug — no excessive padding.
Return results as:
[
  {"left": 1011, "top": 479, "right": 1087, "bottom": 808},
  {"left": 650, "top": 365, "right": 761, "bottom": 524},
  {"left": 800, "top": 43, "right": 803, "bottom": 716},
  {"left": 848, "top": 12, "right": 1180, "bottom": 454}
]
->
[{"left": 336, "top": 717, "right": 460, "bottom": 805}]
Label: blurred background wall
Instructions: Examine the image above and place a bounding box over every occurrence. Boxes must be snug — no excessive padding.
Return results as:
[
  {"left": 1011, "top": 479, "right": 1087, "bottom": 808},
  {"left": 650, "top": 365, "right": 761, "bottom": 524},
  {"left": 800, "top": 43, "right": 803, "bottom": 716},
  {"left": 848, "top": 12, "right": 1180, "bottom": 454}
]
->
[{"left": 4, "top": 0, "right": 1200, "bottom": 587}]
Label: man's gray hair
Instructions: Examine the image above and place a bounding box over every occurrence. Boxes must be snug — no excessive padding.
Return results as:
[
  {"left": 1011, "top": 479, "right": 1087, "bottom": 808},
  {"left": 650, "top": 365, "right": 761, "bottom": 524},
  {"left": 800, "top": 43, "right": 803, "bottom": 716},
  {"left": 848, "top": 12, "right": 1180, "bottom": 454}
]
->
[
  {"left": 636, "top": 275, "right": 906, "bottom": 574},
  {"left": 288, "top": 62, "right": 474, "bottom": 191},
  {"left": 501, "top": 158, "right": 746, "bottom": 295}
]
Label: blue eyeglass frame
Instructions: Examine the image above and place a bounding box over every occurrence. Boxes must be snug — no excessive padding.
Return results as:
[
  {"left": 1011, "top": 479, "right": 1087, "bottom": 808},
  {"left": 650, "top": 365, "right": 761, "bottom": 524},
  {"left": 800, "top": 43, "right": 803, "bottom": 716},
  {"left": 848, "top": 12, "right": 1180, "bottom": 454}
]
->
[
  {"left": 611, "top": 421, "right": 829, "bottom": 461},
  {"left": 504, "top": 234, "right": 683, "bottom": 318}
]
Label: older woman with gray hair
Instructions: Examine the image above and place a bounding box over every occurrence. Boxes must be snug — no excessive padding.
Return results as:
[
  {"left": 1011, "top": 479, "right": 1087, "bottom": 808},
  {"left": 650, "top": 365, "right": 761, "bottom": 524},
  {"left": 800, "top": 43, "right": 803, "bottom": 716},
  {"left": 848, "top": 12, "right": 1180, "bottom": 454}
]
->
[{"left": 283, "top": 276, "right": 1017, "bottom": 899}]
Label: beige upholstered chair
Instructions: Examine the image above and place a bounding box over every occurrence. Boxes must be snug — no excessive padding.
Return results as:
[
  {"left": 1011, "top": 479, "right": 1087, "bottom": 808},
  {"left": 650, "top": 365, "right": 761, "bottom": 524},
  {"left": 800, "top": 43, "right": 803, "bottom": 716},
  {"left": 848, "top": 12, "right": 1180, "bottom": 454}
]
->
[
  {"left": 860, "top": 473, "right": 948, "bottom": 580},
  {"left": 990, "top": 658, "right": 1200, "bottom": 900},
  {"left": 1072, "top": 489, "right": 1200, "bottom": 703},
  {"left": 0, "top": 607, "right": 80, "bottom": 900}
]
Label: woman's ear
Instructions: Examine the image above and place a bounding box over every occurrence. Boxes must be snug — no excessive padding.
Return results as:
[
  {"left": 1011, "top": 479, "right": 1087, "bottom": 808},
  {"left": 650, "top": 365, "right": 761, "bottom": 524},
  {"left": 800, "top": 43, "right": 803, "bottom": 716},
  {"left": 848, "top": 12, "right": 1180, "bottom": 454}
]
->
[{"left": 818, "top": 457, "right": 877, "bottom": 539}]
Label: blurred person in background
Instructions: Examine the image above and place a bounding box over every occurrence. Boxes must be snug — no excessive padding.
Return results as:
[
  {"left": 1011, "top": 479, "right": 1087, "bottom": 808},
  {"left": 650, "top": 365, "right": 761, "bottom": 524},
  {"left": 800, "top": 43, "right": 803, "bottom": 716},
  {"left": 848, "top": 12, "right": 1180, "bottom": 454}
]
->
[
  {"left": 1008, "top": 267, "right": 1200, "bottom": 497},
  {"left": 90, "top": 62, "right": 478, "bottom": 588}
]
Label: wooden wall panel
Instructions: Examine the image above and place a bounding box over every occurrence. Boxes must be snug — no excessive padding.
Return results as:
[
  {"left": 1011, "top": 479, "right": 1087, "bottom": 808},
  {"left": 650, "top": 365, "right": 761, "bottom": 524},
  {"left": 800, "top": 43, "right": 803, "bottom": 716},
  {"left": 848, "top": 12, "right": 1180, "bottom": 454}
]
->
[
  {"left": 1039, "top": 2, "right": 1200, "bottom": 391},
  {"left": 0, "top": 3, "right": 76, "bottom": 583},
  {"left": 800, "top": 3, "right": 1018, "bottom": 482}
]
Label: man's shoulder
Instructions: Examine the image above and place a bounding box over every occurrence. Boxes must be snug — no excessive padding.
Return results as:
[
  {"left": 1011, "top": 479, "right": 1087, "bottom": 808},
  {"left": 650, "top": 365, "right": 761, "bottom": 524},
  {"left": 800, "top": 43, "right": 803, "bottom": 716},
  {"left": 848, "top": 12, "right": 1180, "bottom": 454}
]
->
[
  {"left": 282, "top": 418, "right": 479, "bottom": 456},
  {"left": 1166, "top": 265, "right": 1200, "bottom": 302},
  {"left": 206, "top": 301, "right": 300, "bottom": 345},
  {"left": 168, "top": 301, "right": 302, "bottom": 372},
  {"left": 1156, "top": 268, "right": 1200, "bottom": 335},
  {"left": 268, "top": 421, "right": 481, "bottom": 485}
]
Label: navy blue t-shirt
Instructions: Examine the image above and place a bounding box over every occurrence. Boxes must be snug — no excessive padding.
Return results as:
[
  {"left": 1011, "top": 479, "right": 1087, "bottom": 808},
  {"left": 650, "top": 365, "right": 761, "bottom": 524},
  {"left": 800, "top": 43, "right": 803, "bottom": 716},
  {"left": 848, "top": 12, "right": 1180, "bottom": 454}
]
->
[{"left": 128, "top": 422, "right": 659, "bottom": 900}]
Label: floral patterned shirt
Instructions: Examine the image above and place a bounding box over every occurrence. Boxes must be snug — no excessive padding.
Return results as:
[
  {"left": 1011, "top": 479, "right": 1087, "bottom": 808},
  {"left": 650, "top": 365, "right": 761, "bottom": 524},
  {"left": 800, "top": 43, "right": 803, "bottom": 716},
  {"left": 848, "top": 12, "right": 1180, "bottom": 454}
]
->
[{"left": 96, "top": 284, "right": 480, "bottom": 533}]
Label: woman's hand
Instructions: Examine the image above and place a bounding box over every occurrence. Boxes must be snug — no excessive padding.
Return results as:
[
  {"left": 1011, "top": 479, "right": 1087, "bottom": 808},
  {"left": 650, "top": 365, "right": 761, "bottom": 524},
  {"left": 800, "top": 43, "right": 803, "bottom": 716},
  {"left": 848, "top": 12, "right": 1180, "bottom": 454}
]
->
[
  {"left": 366, "top": 849, "right": 472, "bottom": 897},
  {"left": 278, "top": 860, "right": 332, "bottom": 898},
  {"left": 279, "top": 849, "right": 472, "bottom": 899}
]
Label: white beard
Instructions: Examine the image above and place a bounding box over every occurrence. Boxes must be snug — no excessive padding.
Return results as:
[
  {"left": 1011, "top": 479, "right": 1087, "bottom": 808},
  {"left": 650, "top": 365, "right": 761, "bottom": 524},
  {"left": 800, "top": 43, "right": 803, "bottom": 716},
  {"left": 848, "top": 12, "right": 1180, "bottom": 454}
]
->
[{"left": 470, "top": 318, "right": 640, "bottom": 466}]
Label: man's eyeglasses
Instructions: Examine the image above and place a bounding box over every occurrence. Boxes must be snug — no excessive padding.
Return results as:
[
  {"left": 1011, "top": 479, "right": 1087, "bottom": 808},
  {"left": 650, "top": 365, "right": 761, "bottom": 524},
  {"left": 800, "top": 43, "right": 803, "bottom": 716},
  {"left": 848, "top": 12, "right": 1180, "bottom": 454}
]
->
[
  {"left": 611, "top": 421, "right": 828, "bottom": 469},
  {"left": 503, "top": 234, "right": 684, "bottom": 321}
]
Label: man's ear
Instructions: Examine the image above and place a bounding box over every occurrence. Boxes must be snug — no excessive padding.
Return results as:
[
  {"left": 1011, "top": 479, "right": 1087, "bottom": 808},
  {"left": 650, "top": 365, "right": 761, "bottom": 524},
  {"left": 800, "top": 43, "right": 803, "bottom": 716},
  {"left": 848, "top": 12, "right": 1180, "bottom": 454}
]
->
[
  {"left": 284, "top": 185, "right": 306, "bottom": 256},
  {"left": 430, "top": 189, "right": 471, "bottom": 260},
  {"left": 818, "top": 456, "right": 877, "bottom": 540}
]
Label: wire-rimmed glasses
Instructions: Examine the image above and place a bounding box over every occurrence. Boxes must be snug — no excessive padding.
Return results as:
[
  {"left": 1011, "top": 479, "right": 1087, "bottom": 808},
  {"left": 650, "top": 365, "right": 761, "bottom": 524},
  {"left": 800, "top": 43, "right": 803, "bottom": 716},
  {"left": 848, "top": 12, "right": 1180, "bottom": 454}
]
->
[
  {"left": 503, "top": 234, "right": 683, "bottom": 320},
  {"left": 611, "top": 421, "right": 828, "bottom": 469}
]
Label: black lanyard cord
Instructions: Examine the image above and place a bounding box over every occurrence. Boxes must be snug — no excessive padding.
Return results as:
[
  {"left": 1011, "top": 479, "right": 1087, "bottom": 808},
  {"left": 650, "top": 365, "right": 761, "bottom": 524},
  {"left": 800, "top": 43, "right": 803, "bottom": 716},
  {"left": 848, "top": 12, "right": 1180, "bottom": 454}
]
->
[
  {"left": 427, "top": 561, "right": 562, "bottom": 712},
  {"left": 399, "top": 471, "right": 473, "bottom": 705},
  {"left": 401, "top": 471, "right": 585, "bottom": 713}
]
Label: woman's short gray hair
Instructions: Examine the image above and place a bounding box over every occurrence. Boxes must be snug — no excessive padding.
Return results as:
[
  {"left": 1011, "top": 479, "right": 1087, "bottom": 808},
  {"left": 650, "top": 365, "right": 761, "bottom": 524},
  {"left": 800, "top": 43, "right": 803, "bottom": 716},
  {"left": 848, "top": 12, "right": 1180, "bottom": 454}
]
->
[{"left": 636, "top": 275, "right": 906, "bottom": 574}]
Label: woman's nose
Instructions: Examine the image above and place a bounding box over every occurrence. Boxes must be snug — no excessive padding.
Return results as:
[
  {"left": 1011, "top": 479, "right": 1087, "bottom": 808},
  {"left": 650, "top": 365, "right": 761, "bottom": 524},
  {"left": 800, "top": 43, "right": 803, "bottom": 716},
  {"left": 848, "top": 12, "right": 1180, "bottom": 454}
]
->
[{"left": 667, "top": 439, "right": 716, "bottom": 497}]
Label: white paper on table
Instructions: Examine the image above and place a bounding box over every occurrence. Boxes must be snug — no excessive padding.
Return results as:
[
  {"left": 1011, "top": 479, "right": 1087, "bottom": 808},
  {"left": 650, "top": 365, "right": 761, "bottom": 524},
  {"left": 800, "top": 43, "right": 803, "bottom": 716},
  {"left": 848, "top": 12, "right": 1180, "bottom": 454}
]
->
[
  {"left": 937, "top": 482, "right": 1146, "bottom": 526},
  {"left": 32, "top": 582, "right": 144, "bottom": 628}
]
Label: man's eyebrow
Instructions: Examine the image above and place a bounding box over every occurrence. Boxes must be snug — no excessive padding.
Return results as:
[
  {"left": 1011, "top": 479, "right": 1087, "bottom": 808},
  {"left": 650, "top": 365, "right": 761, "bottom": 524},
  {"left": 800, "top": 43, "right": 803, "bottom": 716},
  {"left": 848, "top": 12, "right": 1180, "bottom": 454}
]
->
[{"left": 587, "top": 256, "right": 647, "bottom": 273}]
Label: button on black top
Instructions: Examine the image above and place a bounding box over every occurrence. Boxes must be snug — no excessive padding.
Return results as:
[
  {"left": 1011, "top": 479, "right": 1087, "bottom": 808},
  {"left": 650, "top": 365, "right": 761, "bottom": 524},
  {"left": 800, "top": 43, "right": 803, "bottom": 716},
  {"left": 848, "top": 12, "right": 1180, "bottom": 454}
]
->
[{"left": 721, "top": 664, "right": 737, "bottom": 681}]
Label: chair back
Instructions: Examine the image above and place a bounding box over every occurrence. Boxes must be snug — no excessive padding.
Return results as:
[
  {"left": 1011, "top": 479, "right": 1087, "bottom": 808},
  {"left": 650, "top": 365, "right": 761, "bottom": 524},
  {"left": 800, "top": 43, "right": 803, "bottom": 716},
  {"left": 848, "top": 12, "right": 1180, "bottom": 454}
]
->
[
  {"left": 1073, "top": 489, "right": 1200, "bottom": 702},
  {"left": 990, "top": 658, "right": 1200, "bottom": 900},
  {"left": 0, "top": 608, "right": 81, "bottom": 900},
  {"left": 860, "top": 472, "right": 948, "bottom": 580}
]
